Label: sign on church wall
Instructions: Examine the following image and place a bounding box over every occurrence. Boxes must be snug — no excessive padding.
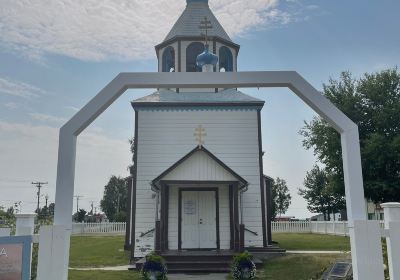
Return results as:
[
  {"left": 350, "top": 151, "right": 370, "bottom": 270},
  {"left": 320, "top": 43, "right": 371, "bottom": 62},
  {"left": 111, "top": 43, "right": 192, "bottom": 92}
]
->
[
  {"left": 184, "top": 200, "right": 197, "bottom": 215},
  {"left": 0, "top": 236, "right": 32, "bottom": 280}
]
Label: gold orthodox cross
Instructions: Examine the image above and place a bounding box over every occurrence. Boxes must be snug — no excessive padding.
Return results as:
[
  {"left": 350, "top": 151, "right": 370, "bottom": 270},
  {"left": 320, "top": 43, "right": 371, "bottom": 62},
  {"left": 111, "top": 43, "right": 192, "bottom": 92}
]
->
[
  {"left": 199, "top": 17, "right": 213, "bottom": 45},
  {"left": 194, "top": 125, "right": 207, "bottom": 148}
]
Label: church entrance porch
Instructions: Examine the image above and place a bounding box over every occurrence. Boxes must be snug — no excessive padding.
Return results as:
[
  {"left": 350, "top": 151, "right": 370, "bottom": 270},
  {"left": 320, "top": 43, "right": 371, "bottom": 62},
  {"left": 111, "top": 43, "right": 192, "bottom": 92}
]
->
[{"left": 155, "top": 181, "right": 243, "bottom": 253}]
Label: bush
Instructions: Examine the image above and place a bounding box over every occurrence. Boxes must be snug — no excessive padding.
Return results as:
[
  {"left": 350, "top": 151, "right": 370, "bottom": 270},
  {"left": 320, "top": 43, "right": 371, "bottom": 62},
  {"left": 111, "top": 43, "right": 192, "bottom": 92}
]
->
[
  {"left": 141, "top": 252, "right": 168, "bottom": 280},
  {"left": 231, "top": 251, "right": 256, "bottom": 280}
]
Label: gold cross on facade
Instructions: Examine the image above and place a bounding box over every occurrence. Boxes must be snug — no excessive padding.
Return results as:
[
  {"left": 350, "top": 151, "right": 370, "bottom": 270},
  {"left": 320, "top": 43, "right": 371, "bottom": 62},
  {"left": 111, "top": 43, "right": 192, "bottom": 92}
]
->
[
  {"left": 199, "top": 17, "right": 213, "bottom": 45},
  {"left": 194, "top": 125, "right": 207, "bottom": 148}
]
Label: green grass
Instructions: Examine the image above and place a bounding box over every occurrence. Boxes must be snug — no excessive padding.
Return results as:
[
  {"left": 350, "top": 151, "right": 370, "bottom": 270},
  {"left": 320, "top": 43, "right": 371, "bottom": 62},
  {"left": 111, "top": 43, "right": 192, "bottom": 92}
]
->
[
  {"left": 259, "top": 254, "right": 347, "bottom": 280},
  {"left": 69, "top": 236, "right": 129, "bottom": 267},
  {"left": 272, "top": 233, "right": 350, "bottom": 251},
  {"left": 68, "top": 270, "right": 140, "bottom": 280}
]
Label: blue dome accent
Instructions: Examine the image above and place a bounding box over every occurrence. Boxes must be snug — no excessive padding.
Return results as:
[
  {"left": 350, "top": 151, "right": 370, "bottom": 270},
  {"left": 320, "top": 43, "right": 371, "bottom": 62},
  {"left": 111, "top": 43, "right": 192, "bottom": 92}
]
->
[
  {"left": 196, "top": 45, "right": 218, "bottom": 68},
  {"left": 187, "top": 0, "right": 208, "bottom": 4}
]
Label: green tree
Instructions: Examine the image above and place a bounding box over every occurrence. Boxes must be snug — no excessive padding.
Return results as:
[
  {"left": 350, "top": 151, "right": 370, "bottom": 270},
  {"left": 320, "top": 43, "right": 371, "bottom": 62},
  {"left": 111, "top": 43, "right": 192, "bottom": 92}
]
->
[
  {"left": 300, "top": 69, "right": 400, "bottom": 203},
  {"left": 128, "top": 137, "right": 135, "bottom": 175},
  {"left": 299, "top": 165, "right": 345, "bottom": 220},
  {"left": 100, "top": 176, "right": 128, "bottom": 222},
  {"left": 73, "top": 209, "right": 87, "bottom": 222},
  {"left": 271, "top": 177, "right": 292, "bottom": 218}
]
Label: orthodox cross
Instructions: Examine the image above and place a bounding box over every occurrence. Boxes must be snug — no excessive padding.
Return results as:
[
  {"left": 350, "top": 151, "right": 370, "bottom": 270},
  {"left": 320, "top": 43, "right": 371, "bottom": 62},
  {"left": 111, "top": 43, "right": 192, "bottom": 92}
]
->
[
  {"left": 199, "top": 16, "right": 213, "bottom": 45},
  {"left": 194, "top": 125, "right": 207, "bottom": 148}
]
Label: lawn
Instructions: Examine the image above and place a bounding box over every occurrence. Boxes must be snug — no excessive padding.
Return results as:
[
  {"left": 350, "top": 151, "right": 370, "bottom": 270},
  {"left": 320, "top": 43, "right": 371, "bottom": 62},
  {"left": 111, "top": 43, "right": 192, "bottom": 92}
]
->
[
  {"left": 68, "top": 233, "right": 350, "bottom": 280},
  {"left": 259, "top": 254, "right": 348, "bottom": 280},
  {"left": 69, "top": 236, "right": 129, "bottom": 268},
  {"left": 68, "top": 270, "right": 140, "bottom": 280},
  {"left": 272, "top": 233, "right": 351, "bottom": 251}
]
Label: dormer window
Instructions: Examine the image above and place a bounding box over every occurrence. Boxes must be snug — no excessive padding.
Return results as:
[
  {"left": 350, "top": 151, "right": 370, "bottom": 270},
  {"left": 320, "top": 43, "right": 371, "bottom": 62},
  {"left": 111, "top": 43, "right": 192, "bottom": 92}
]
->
[
  {"left": 162, "top": 46, "right": 175, "bottom": 72},
  {"left": 219, "top": 46, "right": 233, "bottom": 72},
  {"left": 186, "top": 42, "right": 204, "bottom": 72}
]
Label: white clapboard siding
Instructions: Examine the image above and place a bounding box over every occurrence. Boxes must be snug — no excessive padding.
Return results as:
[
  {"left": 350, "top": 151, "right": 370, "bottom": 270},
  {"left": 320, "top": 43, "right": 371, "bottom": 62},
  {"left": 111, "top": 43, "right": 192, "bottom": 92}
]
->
[
  {"left": 134, "top": 109, "right": 264, "bottom": 257},
  {"left": 163, "top": 150, "right": 238, "bottom": 181}
]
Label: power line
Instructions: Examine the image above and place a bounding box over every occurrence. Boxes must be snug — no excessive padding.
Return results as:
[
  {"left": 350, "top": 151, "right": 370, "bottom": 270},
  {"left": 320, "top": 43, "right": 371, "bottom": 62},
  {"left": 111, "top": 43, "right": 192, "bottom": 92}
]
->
[
  {"left": 74, "top": 195, "right": 83, "bottom": 213},
  {"left": 32, "top": 181, "right": 48, "bottom": 213}
]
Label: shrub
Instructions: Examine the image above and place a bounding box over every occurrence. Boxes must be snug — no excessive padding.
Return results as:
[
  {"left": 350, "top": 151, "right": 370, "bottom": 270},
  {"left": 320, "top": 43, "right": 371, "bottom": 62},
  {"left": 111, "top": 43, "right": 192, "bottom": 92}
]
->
[
  {"left": 141, "top": 252, "right": 168, "bottom": 280},
  {"left": 231, "top": 251, "right": 256, "bottom": 280}
]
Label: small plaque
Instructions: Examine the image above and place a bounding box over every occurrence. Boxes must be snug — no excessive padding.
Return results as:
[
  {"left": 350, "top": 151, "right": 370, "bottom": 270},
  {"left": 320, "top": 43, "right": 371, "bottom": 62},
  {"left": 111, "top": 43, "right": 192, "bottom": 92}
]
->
[
  {"left": 329, "top": 261, "right": 352, "bottom": 278},
  {"left": 0, "top": 236, "right": 32, "bottom": 280},
  {"left": 184, "top": 200, "right": 196, "bottom": 215}
]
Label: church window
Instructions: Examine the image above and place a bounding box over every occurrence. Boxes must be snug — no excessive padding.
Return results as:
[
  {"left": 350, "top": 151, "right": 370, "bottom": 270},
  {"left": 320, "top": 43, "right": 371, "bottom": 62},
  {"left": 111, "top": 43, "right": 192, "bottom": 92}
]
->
[
  {"left": 219, "top": 46, "right": 233, "bottom": 72},
  {"left": 162, "top": 46, "right": 175, "bottom": 72},
  {"left": 186, "top": 42, "right": 204, "bottom": 72}
]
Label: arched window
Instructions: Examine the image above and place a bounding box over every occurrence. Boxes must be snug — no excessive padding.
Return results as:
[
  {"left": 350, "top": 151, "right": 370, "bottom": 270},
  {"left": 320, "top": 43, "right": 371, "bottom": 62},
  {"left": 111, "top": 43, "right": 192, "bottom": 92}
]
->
[
  {"left": 162, "top": 46, "right": 175, "bottom": 72},
  {"left": 219, "top": 46, "right": 233, "bottom": 72},
  {"left": 186, "top": 42, "right": 204, "bottom": 72}
]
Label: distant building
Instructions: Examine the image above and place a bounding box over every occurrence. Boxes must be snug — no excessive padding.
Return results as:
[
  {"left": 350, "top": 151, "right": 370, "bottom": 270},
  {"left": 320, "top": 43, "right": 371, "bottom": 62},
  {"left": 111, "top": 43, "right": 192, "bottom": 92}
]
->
[
  {"left": 275, "top": 216, "right": 296, "bottom": 222},
  {"left": 366, "top": 199, "right": 384, "bottom": 220}
]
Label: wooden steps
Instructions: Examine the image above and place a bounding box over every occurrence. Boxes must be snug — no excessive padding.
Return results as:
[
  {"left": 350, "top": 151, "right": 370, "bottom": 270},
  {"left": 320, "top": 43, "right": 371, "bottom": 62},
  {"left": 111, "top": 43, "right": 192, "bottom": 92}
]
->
[{"left": 135, "top": 250, "right": 267, "bottom": 273}]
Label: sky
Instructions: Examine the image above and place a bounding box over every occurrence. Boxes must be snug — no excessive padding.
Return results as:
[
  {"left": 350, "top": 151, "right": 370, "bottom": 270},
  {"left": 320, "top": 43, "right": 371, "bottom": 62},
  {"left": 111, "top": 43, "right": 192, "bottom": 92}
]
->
[{"left": 0, "top": 0, "right": 399, "bottom": 219}]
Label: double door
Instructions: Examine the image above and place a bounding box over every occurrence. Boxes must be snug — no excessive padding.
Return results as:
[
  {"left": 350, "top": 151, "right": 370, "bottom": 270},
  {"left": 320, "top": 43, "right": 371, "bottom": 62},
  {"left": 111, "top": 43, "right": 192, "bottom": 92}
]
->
[{"left": 181, "top": 190, "right": 217, "bottom": 249}]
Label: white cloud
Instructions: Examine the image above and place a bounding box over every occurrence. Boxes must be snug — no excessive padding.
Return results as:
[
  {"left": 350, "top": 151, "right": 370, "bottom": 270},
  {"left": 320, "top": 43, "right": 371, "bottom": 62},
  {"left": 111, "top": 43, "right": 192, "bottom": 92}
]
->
[
  {"left": 4, "top": 102, "right": 19, "bottom": 110},
  {"left": 65, "top": 106, "right": 80, "bottom": 112},
  {"left": 0, "top": 77, "right": 46, "bottom": 98},
  {"left": 0, "top": 0, "right": 291, "bottom": 61},
  {"left": 29, "top": 112, "right": 67, "bottom": 124},
  {"left": 0, "top": 120, "right": 131, "bottom": 212}
]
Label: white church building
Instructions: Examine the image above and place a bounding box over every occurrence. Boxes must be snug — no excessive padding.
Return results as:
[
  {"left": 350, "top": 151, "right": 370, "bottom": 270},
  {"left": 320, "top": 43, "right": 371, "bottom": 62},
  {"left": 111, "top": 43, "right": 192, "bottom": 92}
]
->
[{"left": 125, "top": 0, "right": 278, "bottom": 271}]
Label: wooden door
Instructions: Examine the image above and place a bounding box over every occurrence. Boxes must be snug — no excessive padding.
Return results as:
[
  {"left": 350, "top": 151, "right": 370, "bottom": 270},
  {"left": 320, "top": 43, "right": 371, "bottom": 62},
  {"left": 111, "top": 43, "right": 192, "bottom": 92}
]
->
[{"left": 181, "top": 190, "right": 217, "bottom": 249}]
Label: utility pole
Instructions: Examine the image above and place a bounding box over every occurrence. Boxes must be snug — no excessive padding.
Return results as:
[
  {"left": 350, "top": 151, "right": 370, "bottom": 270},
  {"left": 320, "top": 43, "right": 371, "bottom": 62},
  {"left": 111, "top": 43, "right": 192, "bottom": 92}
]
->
[
  {"left": 90, "top": 201, "right": 94, "bottom": 215},
  {"left": 74, "top": 195, "right": 83, "bottom": 213},
  {"left": 45, "top": 194, "right": 49, "bottom": 208},
  {"left": 32, "top": 181, "right": 48, "bottom": 213}
]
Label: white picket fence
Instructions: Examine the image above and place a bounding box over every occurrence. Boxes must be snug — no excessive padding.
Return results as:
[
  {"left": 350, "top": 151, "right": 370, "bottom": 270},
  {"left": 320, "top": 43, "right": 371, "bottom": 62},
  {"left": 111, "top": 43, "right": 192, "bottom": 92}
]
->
[
  {"left": 71, "top": 222, "right": 126, "bottom": 235},
  {"left": 70, "top": 220, "right": 382, "bottom": 236}
]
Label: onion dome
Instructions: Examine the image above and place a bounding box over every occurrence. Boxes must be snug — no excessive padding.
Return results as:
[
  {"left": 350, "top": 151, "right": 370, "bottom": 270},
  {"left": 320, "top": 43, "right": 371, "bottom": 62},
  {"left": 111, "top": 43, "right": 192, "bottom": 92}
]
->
[{"left": 196, "top": 44, "right": 218, "bottom": 68}]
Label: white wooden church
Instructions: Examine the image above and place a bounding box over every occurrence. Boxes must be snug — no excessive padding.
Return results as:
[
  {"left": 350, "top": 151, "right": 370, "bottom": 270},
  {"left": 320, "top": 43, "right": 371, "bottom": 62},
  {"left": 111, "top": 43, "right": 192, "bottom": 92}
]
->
[{"left": 125, "top": 0, "right": 279, "bottom": 271}]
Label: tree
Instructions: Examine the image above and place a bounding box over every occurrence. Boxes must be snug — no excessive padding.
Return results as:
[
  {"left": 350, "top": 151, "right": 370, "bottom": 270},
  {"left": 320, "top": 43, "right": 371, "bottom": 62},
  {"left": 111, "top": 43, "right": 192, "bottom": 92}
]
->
[
  {"left": 271, "top": 178, "right": 292, "bottom": 218},
  {"left": 299, "top": 165, "right": 345, "bottom": 220},
  {"left": 128, "top": 137, "right": 135, "bottom": 175},
  {"left": 73, "top": 209, "right": 87, "bottom": 222},
  {"left": 100, "top": 176, "right": 128, "bottom": 222},
  {"left": 300, "top": 69, "right": 400, "bottom": 203}
]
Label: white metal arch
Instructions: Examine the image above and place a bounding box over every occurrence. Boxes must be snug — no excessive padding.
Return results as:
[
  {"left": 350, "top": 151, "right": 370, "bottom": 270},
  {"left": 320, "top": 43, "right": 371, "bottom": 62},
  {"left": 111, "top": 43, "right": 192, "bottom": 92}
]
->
[{"left": 53, "top": 71, "right": 381, "bottom": 279}]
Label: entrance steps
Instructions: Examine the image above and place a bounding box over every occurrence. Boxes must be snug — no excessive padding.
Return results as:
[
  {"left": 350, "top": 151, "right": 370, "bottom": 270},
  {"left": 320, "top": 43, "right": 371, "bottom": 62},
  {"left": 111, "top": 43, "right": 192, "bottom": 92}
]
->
[{"left": 135, "top": 250, "right": 267, "bottom": 273}]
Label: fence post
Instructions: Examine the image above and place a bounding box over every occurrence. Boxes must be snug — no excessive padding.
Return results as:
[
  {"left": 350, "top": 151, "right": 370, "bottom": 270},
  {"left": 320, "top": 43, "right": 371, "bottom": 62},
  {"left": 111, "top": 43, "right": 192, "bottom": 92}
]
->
[
  {"left": 15, "top": 213, "right": 36, "bottom": 236},
  {"left": 381, "top": 202, "right": 400, "bottom": 280}
]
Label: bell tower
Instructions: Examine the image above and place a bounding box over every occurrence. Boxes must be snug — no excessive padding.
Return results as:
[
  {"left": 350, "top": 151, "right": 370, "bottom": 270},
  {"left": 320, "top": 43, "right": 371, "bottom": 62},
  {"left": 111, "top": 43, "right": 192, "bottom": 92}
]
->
[{"left": 155, "top": 0, "right": 240, "bottom": 73}]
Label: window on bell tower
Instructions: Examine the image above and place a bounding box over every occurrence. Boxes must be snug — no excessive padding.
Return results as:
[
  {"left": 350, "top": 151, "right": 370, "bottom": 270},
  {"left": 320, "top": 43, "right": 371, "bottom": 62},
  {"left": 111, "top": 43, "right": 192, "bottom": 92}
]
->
[
  {"left": 186, "top": 42, "right": 204, "bottom": 72},
  {"left": 162, "top": 46, "right": 175, "bottom": 72},
  {"left": 219, "top": 46, "right": 233, "bottom": 72}
]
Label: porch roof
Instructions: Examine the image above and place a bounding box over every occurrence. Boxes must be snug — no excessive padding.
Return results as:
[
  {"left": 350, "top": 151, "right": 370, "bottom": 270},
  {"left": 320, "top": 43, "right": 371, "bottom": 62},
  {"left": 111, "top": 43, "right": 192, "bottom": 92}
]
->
[{"left": 151, "top": 146, "right": 248, "bottom": 190}]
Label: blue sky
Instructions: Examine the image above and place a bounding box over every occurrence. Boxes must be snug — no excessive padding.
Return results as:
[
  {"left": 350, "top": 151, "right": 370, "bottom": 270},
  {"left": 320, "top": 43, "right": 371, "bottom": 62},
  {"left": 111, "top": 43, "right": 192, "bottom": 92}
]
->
[{"left": 0, "top": 0, "right": 399, "bottom": 218}]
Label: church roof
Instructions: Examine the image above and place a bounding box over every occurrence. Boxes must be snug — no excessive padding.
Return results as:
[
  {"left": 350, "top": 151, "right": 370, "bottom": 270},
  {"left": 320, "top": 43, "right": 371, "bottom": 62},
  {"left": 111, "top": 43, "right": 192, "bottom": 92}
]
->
[
  {"left": 163, "top": 1, "right": 232, "bottom": 42},
  {"left": 131, "top": 89, "right": 264, "bottom": 108}
]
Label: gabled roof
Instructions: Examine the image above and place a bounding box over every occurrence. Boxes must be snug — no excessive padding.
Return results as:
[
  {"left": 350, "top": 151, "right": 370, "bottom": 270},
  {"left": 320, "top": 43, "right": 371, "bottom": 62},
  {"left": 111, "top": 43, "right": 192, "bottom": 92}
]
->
[
  {"left": 163, "top": 1, "right": 232, "bottom": 43},
  {"left": 151, "top": 146, "right": 248, "bottom": 189},
  {"left": 131, "top": 89, "right": 265, "bottom": 108}
]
